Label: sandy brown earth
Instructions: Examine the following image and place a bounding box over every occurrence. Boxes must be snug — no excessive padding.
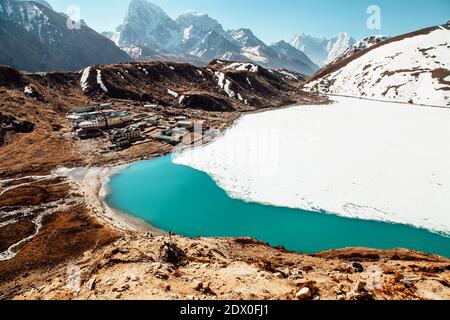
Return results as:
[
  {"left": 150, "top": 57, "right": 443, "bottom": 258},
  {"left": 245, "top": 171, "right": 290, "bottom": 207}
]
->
[
  {"left": 1, "top": 60, "right": 448, "bottom": 300},
  {"left": 1, "top": 233, "right": 449, "bottom": 300}
]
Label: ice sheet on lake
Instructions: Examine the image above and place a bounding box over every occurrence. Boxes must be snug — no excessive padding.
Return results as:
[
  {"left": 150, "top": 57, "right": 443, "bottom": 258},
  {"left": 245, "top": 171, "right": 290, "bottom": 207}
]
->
[{"left": 174, "top": 96, "right": 450, "bottom": 235}]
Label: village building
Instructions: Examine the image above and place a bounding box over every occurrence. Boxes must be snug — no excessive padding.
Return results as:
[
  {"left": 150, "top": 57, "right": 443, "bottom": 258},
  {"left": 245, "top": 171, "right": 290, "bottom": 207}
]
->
[
  {"left": 74, "top": 105, "right": 96, "bottom": 114},
  {"left": 143, "top": 104, "right": 163, "bottom": 111},
  {"left": 176, "top": 120, "right": 194, "bottom": 130},
  {"left": 76, "top": 128, "right": 102, "bottom": 139},
  {"left": 146, "top": 116, "right": 160, "bottom": 126},
  {"left": 106, "top": 113, "right": 133, "bottom": 128},
  {"left": 156, "top": 127, "right": 190, "bottom": 144},
  {"left": 78, "top": 118, "right": 107, "bottom": 130},
  {"left": 109, "top": 127, "right": 142, "bottom": 150}
]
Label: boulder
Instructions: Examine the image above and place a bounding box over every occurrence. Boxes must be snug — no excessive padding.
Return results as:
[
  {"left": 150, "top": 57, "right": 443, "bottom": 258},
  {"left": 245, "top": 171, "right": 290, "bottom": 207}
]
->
[
  {"left": 352, "top": 262, "right": 364, "bottom": 273},
  {"left": 159, "top": 241, "right": 186, "bottom": 266},
  {"left": 296, "top": 287, "right": 312, "bottom": 300}
]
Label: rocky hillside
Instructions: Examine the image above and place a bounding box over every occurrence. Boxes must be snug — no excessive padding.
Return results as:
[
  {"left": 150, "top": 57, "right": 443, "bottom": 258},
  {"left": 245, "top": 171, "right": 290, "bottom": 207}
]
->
[
  {"left": 304, "top": 24, "right": 450, "bottom": 107},
  {"left": 1, "top": 231, "right": 449, "bottom": 300},
  {"left": 106, "top": 0, "right": 319, "bottom": 75},
  {"left": 78, "top": 59, "right": 313, "bottom": 111},
  {"left": 0, "top": 0, "right": 131, "bottom": 72}
]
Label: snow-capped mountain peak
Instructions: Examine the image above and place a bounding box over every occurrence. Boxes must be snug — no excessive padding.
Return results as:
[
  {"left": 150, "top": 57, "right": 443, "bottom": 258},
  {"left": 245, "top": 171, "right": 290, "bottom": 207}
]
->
[
  {"left": 326, "top": 32, "right": 355, "bottom": 62},
  {"left": 228, "top": 28, "right": 266, "bottom": 48},
  {"left": 116, "top": 0, "right": 181, "bottom": 50},
  {"left": 176, "top": 9, "right": 225, "bottom": 49},
  {"left": 177, "top": 10, "right": 224, "bottom": 35},
  {"left": 290, "top": 32, "right": 356, "bottom": 67}
]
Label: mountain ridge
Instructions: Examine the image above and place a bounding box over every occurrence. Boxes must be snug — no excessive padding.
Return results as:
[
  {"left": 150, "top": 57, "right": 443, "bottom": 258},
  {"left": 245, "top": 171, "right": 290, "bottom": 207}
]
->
[{"left": 0, "top": 0, "right": 131, "bottom": 72}]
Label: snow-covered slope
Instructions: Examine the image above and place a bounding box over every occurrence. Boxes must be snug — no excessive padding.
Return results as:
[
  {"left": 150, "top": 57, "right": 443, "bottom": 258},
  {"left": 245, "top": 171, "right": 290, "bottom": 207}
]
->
[
  {"left": 290, "top": 33, "right": 356, "bottom": 67},
  {"left": 305, "top": 25, "right": 450, "bottom": 107}
]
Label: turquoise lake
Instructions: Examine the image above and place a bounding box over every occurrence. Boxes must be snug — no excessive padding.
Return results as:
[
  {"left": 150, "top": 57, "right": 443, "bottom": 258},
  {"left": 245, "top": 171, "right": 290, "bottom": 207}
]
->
[{"left": 106, "top": 156, "right": 450, "bottom": 258}]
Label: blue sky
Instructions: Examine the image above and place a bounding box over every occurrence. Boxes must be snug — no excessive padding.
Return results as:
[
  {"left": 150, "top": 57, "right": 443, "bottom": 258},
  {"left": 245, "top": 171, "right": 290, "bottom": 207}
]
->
[{"left": 48, "top": 0, "right": 450, "bottom": 42}]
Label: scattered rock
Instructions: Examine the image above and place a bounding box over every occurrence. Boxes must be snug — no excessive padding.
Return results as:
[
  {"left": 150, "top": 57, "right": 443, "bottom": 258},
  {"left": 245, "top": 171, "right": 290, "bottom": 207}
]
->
[
  {"left": 159, "top": 241, "right": 186, "bottom": 266},
  {"left": 193, "top": 281, "right": 215, "bottom": 295},
  {"left": 131, "top": 275, "right": 140, "bottom": 282},
  {"left": 354, "top": 281, "right": 367, "bottom": 293},
  {"left": 296, "top": 287, "right": 312, "bottom": 300},
  {"left": 352, "top": 262, "right": 364, "bottom": 273},
  {"left": 194, "top": 281, "right": 204, "bottom": 291},
  {"left": 87, "top": 278, "right": 96, "bottom": 291},
  {"left": 117, "top": 284, "right": 130, "bottom": 293}
]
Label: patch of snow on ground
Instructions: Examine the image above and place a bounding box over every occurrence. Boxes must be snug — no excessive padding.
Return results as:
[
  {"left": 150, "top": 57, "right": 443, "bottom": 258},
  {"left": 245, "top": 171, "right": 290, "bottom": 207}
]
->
[
  {"left": 167, "top": 89, "right": 179, "bottom": 98},
  {"left": 276, "top": 69, "right": 300, "bottom": 80},
  {"left": 224, "top": 62, "right": 259, "bottom": 73},
  {"left": 96, "top": 69, "right": 108, "bottom": 92},
  {"left": 174, "top": 96, "right": 450, "bottom": 235},
  {"left": 215, "top": 72, "right": 235, "bottom": 98},
  {"left": 246, "top": 77, "right": 253, "bottom": 88},
  {"left": 80, "top": 67, "right": 91, "bottom": 91},
  {"left": 24, "top": 86, "right": 33, "bottom": 95}
]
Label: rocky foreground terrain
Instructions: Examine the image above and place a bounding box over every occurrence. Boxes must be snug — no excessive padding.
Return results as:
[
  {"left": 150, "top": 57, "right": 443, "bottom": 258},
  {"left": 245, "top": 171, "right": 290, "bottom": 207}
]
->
[{"left": 1, "top": 232, "right": 449, "bottom": 300}]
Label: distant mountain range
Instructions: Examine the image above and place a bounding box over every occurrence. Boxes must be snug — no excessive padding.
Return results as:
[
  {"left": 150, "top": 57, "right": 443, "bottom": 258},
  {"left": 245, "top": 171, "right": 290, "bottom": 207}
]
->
[
  {"left": 0, "top": 0, "right": 374, "bottom": 75},
  {"left": 0, "top": 0, "right": 130, "bottom": 72},
  {"left": 104, "top": 0, "right": 320, "bottom": 75}
]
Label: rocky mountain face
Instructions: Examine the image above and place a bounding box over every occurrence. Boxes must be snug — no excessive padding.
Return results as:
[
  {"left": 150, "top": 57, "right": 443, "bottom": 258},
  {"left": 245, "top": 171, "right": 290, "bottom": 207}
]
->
[
  {"left": 304, "top": 24, "right": 450, "bottom": 107},
  {"left": 290, "top": 33, "right": 356, "bottom": 67},
  {"left": 0, "top": 0, "right": 131, "bottom": 72},
  {"left": 114, "top": 0, "right": 181, "bottom": 51},
  {"left": 107, "top": 0, "right": 319, "bottom": 75}
]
